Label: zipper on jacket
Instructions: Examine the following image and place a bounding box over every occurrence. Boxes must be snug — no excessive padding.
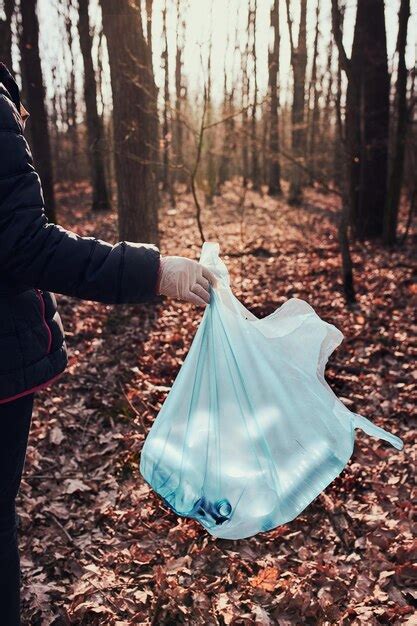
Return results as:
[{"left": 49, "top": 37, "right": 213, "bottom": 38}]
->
[{"left": 36, "top": 289, "right": 52, "bottom": 354}]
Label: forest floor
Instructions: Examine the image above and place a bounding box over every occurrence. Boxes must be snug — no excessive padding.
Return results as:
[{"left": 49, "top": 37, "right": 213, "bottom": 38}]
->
[{"left": 20, "top": 181, "right": 415, "bottom": 625}]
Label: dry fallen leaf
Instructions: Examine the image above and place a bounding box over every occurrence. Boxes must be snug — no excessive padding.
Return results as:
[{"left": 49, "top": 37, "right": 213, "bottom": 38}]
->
[
  {"left": 250, "top": 567, "right": 280, "bottom": 592},
  {"left": 63, "top": 478, "right": 91, "bottom": 494},
  {"left": 49, "top": 425, "right": 65, "bottom": 445}
]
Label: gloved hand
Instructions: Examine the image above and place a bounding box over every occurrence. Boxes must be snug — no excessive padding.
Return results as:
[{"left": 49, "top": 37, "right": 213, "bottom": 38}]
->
[{"left": 157, "top": 256, "right": 217, "bottom": 306}]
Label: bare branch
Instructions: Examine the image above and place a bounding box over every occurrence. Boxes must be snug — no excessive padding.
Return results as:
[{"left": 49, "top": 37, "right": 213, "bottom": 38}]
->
[
  {"left": 331, "top": 0, "right": 351, "bottom": 77},
  {"left": 285, "top": 0, "right": 295, "bottom": 60},
  {"left": 190, "top": 82, "right": 208, "bottom": 244}
]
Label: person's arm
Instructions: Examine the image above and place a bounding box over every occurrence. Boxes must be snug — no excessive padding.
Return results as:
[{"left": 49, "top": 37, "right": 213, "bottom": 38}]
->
[{"left": 0, "top": 92, "right": 160, "bottom": 304}]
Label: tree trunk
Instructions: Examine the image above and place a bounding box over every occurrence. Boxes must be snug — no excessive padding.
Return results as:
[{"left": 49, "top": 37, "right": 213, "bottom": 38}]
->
[
  {"left": 218, "top": 18, "right": 237, "bottom": 191},
  {"left": 205, "top": 17, "right": 216, "bottom": 205},
  {"left": 218, "top": 42, "right": 231, "bottom": 189},
  {"left": 250, "top": 0, "right": 259, "bottom": 191},
  {"left": 100, "top": 0, "right": 159, "bottom": 244},
  {"left": 174, "top": 0, "right": 185, "bottom": 182},
  {"left": 50, "top": 65, "right": 62, "bottom": 180},
  {"left": 354, "top": 0, "right": 390, "bottom": 239},
  {"left": 334, "top": 51, "right": 344, "bottom": 187},
  {"left": 0, "top": 0, "right": 14, "bottom": 70},
  {"left": 286, "top": 0, "right": 307, "bottom": 205},
  {"left": 65, "top": 1, "right": 79, "bottom": 178},
  {"left": 260, "top": 100, "right": 268, "bottom": 186},
  {"left": 241, "top": 6, "right": 250, "bottom": 188},
  {"left": 324, "top": 38, "right": 336, "bottom": 183},
  {"left": 20, "top": 0, "right": 56, "bottom": 222},
  {"left": 96, "top": 26, "right": 113, "bottom": 189},
  {"left": 307, "top": 0, "right": 320, "bottom": 183},
  {"left": 384, "top": 0, "right": 410, "bottom": 244},
  {"left": 161, "top": 1, "right": 172, "bottom": 198},
  {"left": 78, "top": 0, "right": 111, "bottom": 211},
  {"left": 331, "top": 0, "right": 356, "bottom": 303},
  {"left": 333, "top": 0, "right": 390, "bottom": 240},
  {"left": 143, "top": 0, "right": 159, "bottom": 189},
  {"left": 267, "top": 0, "right": 282, "bottom": 196},
  {"left": 145, "top": 0, "right": 153, "bottom": 53}
]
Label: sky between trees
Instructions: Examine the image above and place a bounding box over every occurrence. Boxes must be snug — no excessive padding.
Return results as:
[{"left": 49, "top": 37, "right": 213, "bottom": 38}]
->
[{"left": 14, "top": 0, "right": 415, "bottom": 116}]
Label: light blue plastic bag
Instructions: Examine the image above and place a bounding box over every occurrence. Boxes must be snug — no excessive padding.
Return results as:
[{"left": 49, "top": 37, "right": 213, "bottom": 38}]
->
[{"left": 140, "top": 242, "right": 403, "bottom": 539}]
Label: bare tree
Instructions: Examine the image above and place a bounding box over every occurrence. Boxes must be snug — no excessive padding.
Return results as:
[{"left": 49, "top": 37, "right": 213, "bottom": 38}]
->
[
  {"left": 241, "top": 4, "right": 251, "bottom": 188},
  {"left": 205, "top": 9, "right": 216, "bottom": 205},
  {"left": 174, "top": 0, "right": 185, "bottom": 181},
  {"left": 161, "top": 0, "right": 172, "bottom": 200},
  {"left": 250, "top": 0, "right": 259, "bottom": 190},
  {"left": 0, "top": 0, "right": 14, "bottom": 69},
  {"left": 218, "top": 26, "right": 232, "bottom": 189},
  {"left": 267, "top": 0, "right": 282, "bottom": 196},
  {"left": 95, "top": 24, "right": 113, "bottom": 187},
  {"left": 100, "top": 0, "right": 158, "bottom": 243},
  {"left": 323, "top": 38, "right": 338, "bottom": 182},
  {"left": 333, "top": 36, "right": 343, "bottom": 186},
  {"left": 20, "top": 0, "right": 56, "bottom": 222},
  {"left": 333, "top": 12, "right": 355, "bottom": 305},
  {"left": 285, "top": 0, "right": 307, "bottom": 205},
  {"left": 65, "top": 0, "right": 79, "bottom": 174},
  {"left": 306, "top": 0, "right": 320, "bottom": 182},
  {"left": 218, "top": 7, "right": 238, "bottom": 189},
  {"left": 145, "top": 0, "right": 153, "bottom": 54},
  {"left": 143, "top": 0, "right": 159, "bottom": 188},
  {"left": 78, "top": 0, "right": 111, "bottom": 211},
  {"left": 384, "top": 0, "right": 411, "bottom": 244},
  {"left": 332, "top": 0, "right": 390, "bottom": 239}
]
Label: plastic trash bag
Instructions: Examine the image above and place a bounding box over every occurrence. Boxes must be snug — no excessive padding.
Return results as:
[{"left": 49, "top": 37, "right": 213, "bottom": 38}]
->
[{"left": 140, "top": 242, "right": 403, "bottom": 540}]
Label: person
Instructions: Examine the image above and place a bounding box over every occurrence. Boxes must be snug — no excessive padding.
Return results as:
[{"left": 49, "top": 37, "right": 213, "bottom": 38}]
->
[{"left": 0, "top": 63, "right": 216, "bottom": 624}]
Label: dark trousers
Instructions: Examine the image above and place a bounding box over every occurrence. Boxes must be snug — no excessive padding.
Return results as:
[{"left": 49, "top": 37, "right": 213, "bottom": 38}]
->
[{"left": 0, "top": 394, "right": 34, "bottom": 626}]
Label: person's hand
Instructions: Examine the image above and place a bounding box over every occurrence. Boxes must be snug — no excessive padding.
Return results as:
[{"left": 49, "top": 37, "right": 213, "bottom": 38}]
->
[{"left": 157, "top": 256, "right": 217, "bottom": 306}]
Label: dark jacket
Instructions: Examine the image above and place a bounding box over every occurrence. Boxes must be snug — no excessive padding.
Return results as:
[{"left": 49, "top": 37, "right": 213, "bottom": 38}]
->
[{"left": 0, "top": 65, "right": 160, "bottom": 403}]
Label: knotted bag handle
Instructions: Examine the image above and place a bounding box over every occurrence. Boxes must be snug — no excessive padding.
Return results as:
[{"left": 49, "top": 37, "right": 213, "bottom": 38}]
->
[{"left": 199, "top": 242, "right": 230, "bottom": 287}]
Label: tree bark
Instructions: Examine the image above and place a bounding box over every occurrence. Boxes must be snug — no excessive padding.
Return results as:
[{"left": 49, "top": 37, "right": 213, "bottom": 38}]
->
[
  {"left": 161, "top": 0, "right": 172, "bottom": 197},
  {"left": 174, "top": 0, "right": 185, "bottom": 182},
  {"left": 143, "top": 0, "right": 159, "bottom": 186},
  {"left": 218, "top": 35, "right": 231, "bottom": 188},
  {"left": 250, "top": 0, "right": 259, "bottom": 191},
  {"left": 205, "top": 16, "right": 216, "bottom": 205},
  {"left": 307, "top": 0, "right": 320, "bottom": 182},
  {"left": 286, "top": 0, "right": 307, "bottom": 205},
  {"left": 331, "top": 0, "right": 356, "bottom": 303},
  {"left": 0, "top": 0, "right": 14, "bottom": 70},
  {"left": 96, "top": 25, "right": 113, "bottom": 190},
  {"left": 50, "top": 65, "right": 62, "bottom": 180},
  {"left": 384, "top": 0, "right": 410, "bottom": 244},
  {"left": 218, "top": 12, "right": 238, "bottom": 190},
  {"left": 78, "top": 0, "right": 111, "bottom": 211},
  {"left": 20, "top": 0, "right": 56, "bottom": 222},
  {"left": 100, "top": 0, "right": 159, "bottom": 244},
  {"left": 267, "top": 0, "right": 282, "bottom": 196},
  {"left": 241, "top": 5, "right": 251, "bottom": 188},
  {"left": 355, "top": 0, "right": 390, "bottom": 239},
  {"left": 324, "top": 38, "right": 337, "bottom": 182},
  {"left": 65, "top": 1, "right": 79, "bottom": 177},
  {"left": 332, "top": 0, "right": 390, "bottom": 240}
]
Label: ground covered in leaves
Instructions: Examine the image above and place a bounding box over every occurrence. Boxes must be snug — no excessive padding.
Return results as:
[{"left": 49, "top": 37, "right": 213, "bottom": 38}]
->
[{"left": 20, "top": 182, "right": 416, "bottom": 624}]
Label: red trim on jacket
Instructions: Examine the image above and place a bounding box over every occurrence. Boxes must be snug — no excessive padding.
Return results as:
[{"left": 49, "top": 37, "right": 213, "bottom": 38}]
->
[{"left": 0, "top": 371, "right": 64, "bottom": 405}]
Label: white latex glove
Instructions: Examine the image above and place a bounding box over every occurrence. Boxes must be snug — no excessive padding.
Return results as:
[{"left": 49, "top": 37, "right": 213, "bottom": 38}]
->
[{"left": 157, "top": 256, "right": 217, "bottom": 306}]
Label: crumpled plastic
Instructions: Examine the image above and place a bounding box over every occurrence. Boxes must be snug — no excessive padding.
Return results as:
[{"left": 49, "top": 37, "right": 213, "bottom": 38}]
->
[{"left": 140, "top": 242, "right": 404, "bottom": 539}]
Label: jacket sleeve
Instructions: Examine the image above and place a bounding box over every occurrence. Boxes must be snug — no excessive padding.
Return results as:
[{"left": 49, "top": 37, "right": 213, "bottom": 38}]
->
[{"left": 0, "top": 94, "right": 161, "bottom": 304}]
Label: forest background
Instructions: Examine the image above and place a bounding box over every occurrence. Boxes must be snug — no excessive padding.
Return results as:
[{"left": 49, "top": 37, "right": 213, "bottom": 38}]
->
[{"left": 0, "top": 0, "right": 416, "bottom": 622}]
